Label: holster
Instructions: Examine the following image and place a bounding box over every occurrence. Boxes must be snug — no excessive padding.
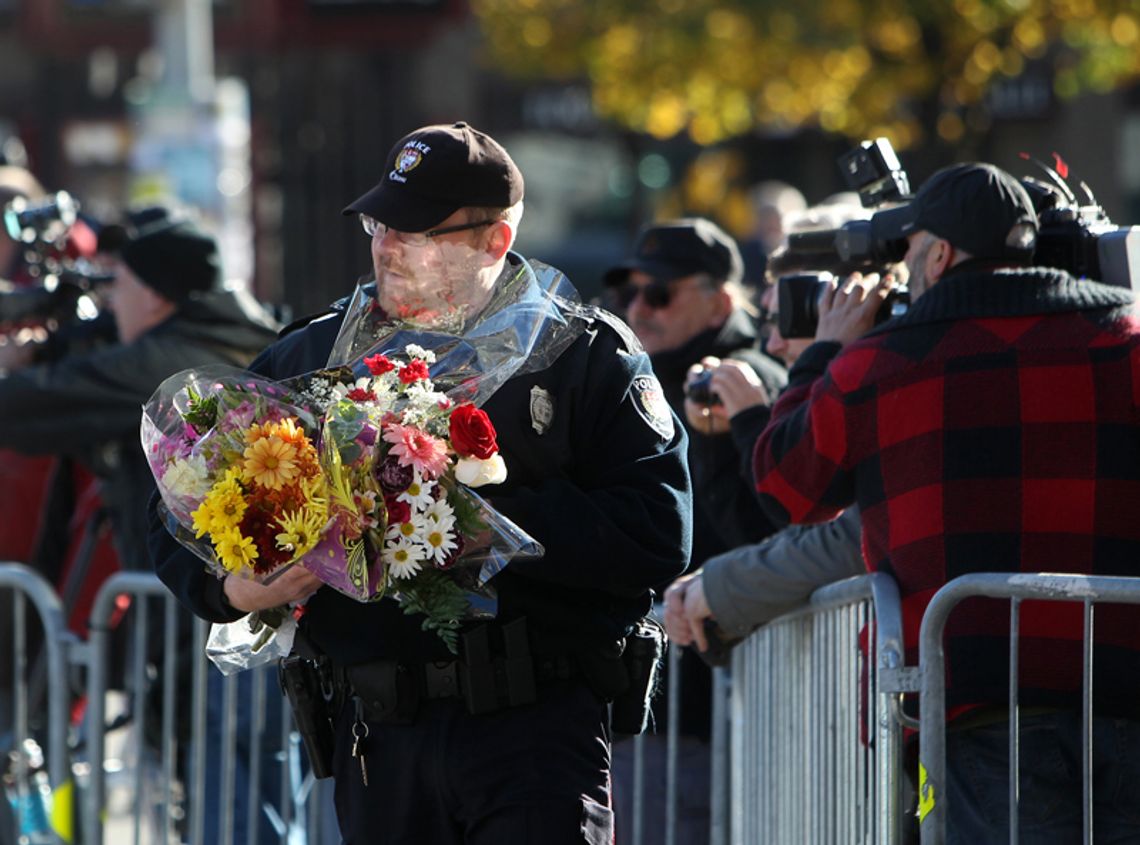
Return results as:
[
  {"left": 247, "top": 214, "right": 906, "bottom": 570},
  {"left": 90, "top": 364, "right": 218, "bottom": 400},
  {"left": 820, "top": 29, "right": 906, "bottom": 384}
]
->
[{"left": 278, "top": 655, "right": 337, "bottom": 779}]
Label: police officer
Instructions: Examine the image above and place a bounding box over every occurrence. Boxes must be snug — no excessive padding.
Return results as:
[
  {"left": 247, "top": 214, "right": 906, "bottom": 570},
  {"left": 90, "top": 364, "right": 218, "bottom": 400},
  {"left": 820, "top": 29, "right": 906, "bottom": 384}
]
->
[{"left": 150, "top": 122, "right": 692, "bottom": 844}]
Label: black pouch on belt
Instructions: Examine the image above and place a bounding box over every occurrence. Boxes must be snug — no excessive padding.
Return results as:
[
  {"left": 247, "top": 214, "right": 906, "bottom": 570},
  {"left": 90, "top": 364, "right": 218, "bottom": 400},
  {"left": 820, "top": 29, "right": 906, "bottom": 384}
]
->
[
  {"left": 610, "top": 616, "right": 666, "bottom": 736},
  {"left": 347, "top": 660, "right": 419, "bottom": 724}
]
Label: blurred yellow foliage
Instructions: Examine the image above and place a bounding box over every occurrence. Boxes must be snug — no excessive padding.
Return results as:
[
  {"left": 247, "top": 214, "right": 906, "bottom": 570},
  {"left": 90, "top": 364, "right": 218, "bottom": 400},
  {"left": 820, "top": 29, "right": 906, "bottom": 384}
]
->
[{"left": 472, "top": 0, "right": 1140, "bottom": 149}]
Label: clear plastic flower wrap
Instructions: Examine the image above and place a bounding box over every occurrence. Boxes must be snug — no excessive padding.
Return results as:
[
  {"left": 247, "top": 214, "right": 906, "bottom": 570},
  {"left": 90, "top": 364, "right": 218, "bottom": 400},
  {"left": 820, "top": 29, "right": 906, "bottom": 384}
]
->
[{"left": 326, "top": 257, "right": 590, "bottom": 407}]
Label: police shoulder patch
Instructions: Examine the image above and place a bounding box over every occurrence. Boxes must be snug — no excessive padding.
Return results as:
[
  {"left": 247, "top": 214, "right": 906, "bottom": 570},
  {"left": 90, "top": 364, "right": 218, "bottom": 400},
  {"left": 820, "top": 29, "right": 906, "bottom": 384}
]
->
[{"left": 630, "top": 374, "right": 674, "bottom": 440}]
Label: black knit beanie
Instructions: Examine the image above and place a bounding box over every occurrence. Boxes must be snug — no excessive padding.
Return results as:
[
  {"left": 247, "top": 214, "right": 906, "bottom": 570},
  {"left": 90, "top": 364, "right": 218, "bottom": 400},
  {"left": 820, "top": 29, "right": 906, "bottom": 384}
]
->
[{"left": 99, "top": 209, "right": 221, "bottom": 302}]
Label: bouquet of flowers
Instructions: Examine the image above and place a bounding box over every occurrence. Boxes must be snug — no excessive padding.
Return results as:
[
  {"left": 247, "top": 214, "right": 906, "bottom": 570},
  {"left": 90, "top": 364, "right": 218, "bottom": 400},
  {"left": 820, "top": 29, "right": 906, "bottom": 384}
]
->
[{"left": 143, "top": 344, "right": 540, "bottom": 660}]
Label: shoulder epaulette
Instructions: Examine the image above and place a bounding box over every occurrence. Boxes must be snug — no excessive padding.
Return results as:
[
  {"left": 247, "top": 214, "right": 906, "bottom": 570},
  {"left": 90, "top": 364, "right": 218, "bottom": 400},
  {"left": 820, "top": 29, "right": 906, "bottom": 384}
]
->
[{"left": 574, "top": 303, "right": 645, "bottom": 355}]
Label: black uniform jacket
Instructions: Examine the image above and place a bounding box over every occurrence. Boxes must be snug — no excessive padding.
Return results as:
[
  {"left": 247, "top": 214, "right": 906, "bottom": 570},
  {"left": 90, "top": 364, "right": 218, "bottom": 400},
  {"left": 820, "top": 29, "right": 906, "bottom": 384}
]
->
[{"left": 151, "top": 270, "right": 693, "bottom": 664}]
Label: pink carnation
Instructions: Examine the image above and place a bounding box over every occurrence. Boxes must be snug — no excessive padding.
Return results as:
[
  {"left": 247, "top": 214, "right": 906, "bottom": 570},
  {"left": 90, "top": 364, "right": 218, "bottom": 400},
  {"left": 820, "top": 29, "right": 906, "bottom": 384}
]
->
[{"left": 382, "top": 423, "right": 450, "bottom": 479}]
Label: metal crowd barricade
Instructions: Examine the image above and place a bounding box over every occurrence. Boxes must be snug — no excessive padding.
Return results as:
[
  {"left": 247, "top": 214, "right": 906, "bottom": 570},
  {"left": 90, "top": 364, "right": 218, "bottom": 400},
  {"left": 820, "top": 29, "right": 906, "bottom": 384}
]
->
[
  {"left": 0, "top": 562, "right": 76, "bottom": 845},
  {"left": 917, "top": 572, "right": 1140, "bottom": 845},
  {"left": 729, "top": 572, "right": 908, "bottom": 844},
  {"left": 80, "top": 570, "right": 336, "bottom": 845}
]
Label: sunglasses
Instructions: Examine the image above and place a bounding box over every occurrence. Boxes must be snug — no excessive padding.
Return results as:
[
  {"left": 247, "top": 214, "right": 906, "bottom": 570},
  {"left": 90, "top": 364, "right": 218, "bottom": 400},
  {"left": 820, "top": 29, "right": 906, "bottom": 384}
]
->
[{"left": 614, "top": 276, "right": 711, "bottom": 311}]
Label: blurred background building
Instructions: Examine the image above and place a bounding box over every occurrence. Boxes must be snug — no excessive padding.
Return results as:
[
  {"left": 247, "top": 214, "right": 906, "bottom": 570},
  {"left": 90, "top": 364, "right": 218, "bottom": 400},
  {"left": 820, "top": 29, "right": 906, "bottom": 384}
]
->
[{"left": 2, "top": 0, "right": 1140, "bottom": 316}]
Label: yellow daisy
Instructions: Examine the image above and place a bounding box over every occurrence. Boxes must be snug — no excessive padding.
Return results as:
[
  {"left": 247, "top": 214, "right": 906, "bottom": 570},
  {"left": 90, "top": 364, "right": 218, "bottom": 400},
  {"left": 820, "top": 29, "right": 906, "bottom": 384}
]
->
[
  {"left": 243, "top": 435, "right": 300, "bottom": 490},
  {"left": 213, "top": 528, "right": 258, "bottom": 574},
  {"left": 191, "top": 478, "right": 247, "bottom": 538},
  {"left": 275, "top": 503, "right": 328, "bottom": 557}
]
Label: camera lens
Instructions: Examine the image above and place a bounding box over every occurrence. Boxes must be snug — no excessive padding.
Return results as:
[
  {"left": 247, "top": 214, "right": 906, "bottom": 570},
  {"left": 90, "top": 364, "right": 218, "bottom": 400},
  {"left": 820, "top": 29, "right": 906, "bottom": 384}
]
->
[{"left": 777, "top": 272, "right": 834, "bottom": 339}]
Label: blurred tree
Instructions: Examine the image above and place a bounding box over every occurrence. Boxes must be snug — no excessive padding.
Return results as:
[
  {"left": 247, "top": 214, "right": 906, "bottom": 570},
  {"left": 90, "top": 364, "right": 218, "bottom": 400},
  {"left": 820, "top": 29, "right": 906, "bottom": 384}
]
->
[{"left": 472, "top": 0, "right": 1140, "bottom": 149}]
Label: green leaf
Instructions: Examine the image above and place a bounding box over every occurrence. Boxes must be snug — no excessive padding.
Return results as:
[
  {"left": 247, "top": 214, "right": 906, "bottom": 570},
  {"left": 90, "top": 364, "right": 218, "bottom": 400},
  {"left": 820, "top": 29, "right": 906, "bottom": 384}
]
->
[{"left": 396, "top": 569, "right": 471, "bottom": 654}]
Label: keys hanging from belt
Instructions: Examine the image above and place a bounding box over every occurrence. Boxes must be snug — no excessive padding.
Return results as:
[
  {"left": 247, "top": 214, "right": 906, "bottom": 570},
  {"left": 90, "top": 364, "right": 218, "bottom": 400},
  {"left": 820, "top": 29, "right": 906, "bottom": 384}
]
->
[{"left": 351, "top": 697, "right": 370, "bottom": 787}]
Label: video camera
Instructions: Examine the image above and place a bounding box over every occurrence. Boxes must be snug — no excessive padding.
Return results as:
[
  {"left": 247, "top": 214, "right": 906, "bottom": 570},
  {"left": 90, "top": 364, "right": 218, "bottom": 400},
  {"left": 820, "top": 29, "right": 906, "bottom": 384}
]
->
[
  {"left": 774, "top": 139, "right": 912, "bottom": 338},
  {"left": 774, "top": 140, "right": 1140, "bottom": 339},
  {"left": 1, "top": 191, "right": 112, "bottom": 326}
]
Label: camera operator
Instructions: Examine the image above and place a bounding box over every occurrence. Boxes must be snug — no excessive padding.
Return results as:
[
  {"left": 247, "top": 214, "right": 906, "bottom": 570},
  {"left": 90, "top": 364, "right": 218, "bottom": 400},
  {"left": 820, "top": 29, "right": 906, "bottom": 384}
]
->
[
  {"left": 752, "top": 161, "right": 1140, "bottom": 841},
  {"left": 0, "top": 207, "right": 280, "bottom": 573},
  {"left": 603, "top": 217, "right": 786, "bottom": 844}
]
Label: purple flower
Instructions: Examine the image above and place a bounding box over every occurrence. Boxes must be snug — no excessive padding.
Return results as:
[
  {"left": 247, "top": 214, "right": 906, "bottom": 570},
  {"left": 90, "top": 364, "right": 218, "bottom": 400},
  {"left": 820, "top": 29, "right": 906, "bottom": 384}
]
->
[
  {"left": 377, "top": 455, "right": 413, "bottom": 492},
  {"left": 222, "top": 401, "right": 256, "bottom": 432},
  {"left": 357, "top": 423, "right": 378, "bottom": 448}
]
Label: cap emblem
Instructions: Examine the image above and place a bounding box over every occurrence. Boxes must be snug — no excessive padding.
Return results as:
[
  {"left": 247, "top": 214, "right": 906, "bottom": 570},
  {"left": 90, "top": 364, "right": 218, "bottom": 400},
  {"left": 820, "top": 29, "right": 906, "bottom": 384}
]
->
[{"left": 389, "top": 141, "right": 431, "bottom": 184}]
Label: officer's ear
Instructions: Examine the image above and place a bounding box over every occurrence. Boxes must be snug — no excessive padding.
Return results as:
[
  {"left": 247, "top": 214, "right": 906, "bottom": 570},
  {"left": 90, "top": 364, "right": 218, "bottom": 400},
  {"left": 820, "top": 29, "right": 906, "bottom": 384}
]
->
[{"left": 482, "top": 220, "right": 513, "bottom": 263}]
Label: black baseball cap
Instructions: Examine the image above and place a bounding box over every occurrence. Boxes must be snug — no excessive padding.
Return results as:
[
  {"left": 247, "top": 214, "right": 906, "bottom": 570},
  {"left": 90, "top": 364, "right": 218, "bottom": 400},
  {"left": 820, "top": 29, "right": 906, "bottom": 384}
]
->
[
  {"left": 874, "top": 162, "right": 1038, "bottom": 261},
  {"left": 98, "top": 207, "right": 221, "bottom": 302},
  {"left": 603, "top": 218, "right": 744, "bottom": 287},
  {"left": 343, "top": 122, "right": 524, "bottom": 232}
]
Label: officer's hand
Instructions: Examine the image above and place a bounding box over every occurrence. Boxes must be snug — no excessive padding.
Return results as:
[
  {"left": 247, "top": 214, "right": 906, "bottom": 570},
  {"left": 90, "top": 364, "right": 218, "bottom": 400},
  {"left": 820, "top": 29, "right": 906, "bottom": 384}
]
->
[
  {"left": 223, "top": 566, "right": 323, "bottom": 613},
  {"left": 815, "top": 273, "right": 893, "bottom": 348},
  {"left": 663, "top": 573, "right": 713, "bottom": 652}
]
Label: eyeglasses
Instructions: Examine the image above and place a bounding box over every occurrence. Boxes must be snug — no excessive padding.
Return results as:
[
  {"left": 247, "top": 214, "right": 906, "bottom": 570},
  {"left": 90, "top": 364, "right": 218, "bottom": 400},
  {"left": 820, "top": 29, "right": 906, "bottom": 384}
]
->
[
  {"left": 360, "top": 214, "right": 494, "bottom": 246},
  {"left": 613, "top": 277, "right": 709, "bottom": 311}
]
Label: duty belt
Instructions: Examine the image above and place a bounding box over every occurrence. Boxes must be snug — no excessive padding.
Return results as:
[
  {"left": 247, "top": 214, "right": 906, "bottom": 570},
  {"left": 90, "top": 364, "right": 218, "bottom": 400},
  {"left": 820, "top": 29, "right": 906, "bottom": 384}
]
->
[{"left": 336, "top": 619, "right": 578, "bottom": 720}]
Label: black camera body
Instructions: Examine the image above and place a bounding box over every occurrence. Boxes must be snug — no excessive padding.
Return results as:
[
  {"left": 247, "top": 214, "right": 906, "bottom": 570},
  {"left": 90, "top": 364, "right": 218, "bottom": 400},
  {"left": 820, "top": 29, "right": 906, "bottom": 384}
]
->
[
  {"left": 685, "top": 367, "right": 722, "bottom": 406},
  {"left": 777, "top": 272, "right": 910, "bottom": 339},
  {"left": 1, "top": 191, "right": 112, "bottom": 328},
  {"left": 1020, "top": 174, "right": 1139, "bottom": 290}
]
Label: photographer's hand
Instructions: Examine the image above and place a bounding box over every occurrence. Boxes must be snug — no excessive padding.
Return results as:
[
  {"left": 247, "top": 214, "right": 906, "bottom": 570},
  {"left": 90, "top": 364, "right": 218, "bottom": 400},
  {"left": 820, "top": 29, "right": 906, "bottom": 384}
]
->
[
  {"left": 712, "top": 359, "right": 769, "bottom": 418},
  {"left": 815, "top": 273, "right": 893, "bottom": 347},
  {"left": 663, "top": 572, "right": 713, "bottom": 652},
  {"left": 683, "top": 357, "right": 769, "bottom": 434}
]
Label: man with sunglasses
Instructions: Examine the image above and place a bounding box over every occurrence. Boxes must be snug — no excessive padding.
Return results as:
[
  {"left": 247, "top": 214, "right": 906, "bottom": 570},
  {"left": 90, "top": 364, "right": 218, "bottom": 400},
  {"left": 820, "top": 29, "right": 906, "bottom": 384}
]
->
[
  {"left": 150, "top": 121, "right": 692, "bottom": 844},
  {"left": 603, "top": 218, "right": 786, "bottom": 843}
]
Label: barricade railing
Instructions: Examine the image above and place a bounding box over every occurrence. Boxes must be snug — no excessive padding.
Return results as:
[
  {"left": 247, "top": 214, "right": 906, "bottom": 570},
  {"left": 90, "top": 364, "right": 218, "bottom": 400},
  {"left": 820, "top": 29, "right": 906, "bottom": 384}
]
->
[
  {"left": 729, "top": 572, "right": 908, "bottom": 844},
  {"left": 81, "top": 570, "right": 335, "bottom": 845},
  {"left": 916, "top": 572, "right": 1140, "bottom": 845},
  {"left": 0, "top": 562, "right": 78, "bottom": 845},
  {"left": 0, "top": 563, "right": 335, "bottom": 845}
]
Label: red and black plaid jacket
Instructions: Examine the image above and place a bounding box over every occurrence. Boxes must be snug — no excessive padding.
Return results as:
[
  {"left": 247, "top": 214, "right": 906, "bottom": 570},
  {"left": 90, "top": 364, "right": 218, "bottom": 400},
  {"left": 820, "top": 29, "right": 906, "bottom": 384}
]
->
[{"left": 753, "top": 263, "right": 1140, "bottom": 715}]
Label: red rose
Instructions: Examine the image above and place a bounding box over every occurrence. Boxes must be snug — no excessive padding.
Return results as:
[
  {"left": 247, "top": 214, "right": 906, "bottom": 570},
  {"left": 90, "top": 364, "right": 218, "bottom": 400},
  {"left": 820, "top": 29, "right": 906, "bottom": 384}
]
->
[
  {"left": 364, "top": 354, "right": 396, "bottom": 375},
  {"left": 448, "top": 404, "right": 498, "bottom": 460},
  {"left": 398, "top": 360, "right": 430, "bottom": 384}
]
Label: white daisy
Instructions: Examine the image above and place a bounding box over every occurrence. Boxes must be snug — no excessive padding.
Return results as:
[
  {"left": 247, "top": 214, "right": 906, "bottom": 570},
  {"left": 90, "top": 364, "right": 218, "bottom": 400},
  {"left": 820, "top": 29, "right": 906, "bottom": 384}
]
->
[
  {"left": 424, "top": 524, "right": 459, "bottom": 567},
  {"left": 422, "top": 498, "right": 456, "bottom": 533},
  {"left": 385, "top": 511, "right": 427, "bottom": 543},
  {"left": 383, "top": 536, "right": 426, "bottom": 580},
  {"left": 397, "top": 471, "right": 438, "bottom": 511}
]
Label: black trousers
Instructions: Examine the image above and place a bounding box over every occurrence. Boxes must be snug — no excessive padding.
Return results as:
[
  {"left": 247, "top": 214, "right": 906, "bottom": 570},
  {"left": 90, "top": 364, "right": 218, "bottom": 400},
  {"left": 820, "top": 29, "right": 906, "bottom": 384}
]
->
[{"left": 331, "top": 678, "right": 614, "bottom": 844}]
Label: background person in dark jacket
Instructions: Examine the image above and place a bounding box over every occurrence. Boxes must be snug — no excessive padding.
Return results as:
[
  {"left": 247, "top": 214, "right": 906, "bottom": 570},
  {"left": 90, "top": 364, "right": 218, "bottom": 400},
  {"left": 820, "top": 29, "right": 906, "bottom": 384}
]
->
[
  {"left": 602, "top": 217, "right": 786, "bottom": 844},
  {"left": 0, "top": 207, "right": 280, "bottom": 572},
  {"left": 150, "top": 121, "right": 692, "bottom": 845}
]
